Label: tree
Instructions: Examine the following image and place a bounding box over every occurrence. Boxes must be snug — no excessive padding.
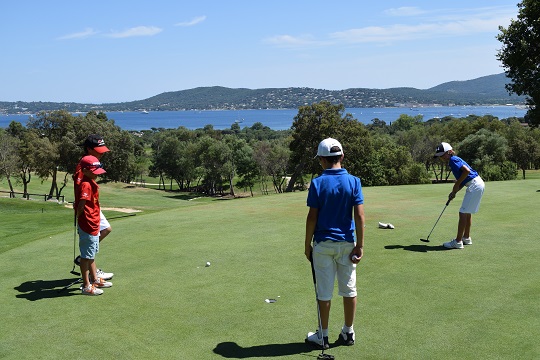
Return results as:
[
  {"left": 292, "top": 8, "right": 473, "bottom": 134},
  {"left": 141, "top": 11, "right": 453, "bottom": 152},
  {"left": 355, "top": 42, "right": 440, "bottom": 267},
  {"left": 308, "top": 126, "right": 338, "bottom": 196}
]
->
[
  {"left": 497, "top": 0, "right": 540, "bottom": 127},
  {"left": 506, "top": 121, "right": 540, "bottom": 179},
  {"left": 0, "top": 130, "right": 21, "bottom": 195},
  {"left": 286, "top": 101, "right": 351, "bottom": 191},
  {"left": 458, "top": 129, "right": 517, "bottom": 181}
]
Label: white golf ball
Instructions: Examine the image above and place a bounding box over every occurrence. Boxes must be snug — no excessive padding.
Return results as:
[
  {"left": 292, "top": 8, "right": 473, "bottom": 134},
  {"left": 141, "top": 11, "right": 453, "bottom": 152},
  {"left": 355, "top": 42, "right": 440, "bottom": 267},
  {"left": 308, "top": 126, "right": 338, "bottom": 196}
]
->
[{"left": 205, "top": 262, "right": 211, "bottom": 267}]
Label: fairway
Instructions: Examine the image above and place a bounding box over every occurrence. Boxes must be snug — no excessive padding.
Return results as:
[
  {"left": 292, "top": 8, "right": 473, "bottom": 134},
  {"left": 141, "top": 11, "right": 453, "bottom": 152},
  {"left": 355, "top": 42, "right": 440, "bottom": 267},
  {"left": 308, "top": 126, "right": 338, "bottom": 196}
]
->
[{"left": 1, "top": 178, "right": 540, "bottom": 359}]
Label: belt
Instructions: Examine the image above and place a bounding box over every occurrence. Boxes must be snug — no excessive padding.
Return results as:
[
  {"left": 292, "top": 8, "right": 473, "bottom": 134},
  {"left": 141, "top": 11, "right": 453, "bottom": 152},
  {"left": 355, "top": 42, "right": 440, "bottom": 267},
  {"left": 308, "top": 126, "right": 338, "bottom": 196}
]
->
[{"left": 464, "top": 176, "right": 479, "bottom": 187}]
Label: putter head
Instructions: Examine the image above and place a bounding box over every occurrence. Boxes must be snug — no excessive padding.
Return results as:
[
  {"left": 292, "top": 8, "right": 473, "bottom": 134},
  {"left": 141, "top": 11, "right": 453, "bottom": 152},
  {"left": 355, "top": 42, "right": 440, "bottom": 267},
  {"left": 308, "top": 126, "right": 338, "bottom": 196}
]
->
[
  {"left": 318, "top": 354, "right": 335, "bottom": 360},
  {"left": 420, "top": 238, "right": 430, "bottom": 243}
]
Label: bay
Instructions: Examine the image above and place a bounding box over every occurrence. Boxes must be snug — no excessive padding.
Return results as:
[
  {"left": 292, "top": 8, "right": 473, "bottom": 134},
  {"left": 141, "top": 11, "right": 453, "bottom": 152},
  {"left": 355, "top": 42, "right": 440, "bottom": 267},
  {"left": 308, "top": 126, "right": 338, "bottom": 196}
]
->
[{"left": 0, "top": 106, "right": 527, "bottom": 131}]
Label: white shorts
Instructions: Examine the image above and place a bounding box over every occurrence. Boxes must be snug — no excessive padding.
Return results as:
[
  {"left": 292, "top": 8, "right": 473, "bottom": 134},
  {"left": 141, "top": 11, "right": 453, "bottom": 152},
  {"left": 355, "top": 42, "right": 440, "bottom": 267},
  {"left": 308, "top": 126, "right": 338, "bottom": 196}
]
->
[
  {"left": 460, "top": 177, "right": 485, "bottom": 214},
  {"left": 313, "top": 241, "right": 357, "bottom": 301},
  {"left": 100, "top": 211, "right": 110, "bottom": 231}
]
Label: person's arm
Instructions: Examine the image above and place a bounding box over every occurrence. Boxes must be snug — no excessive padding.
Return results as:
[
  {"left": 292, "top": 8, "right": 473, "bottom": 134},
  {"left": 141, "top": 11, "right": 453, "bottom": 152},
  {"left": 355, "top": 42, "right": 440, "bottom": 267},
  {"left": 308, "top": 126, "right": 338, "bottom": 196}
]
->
[
  {"left": 76, "top": 199, "right": 86, "bottom": 219},
  {"left": 351, "top": 204, "right": 365, "bottom": 263},
  {"left": 449, "top": 165, "right": 470, "bottom": 201},
  {"left": 305, "top": 207, "right": 318, "bottom": 261}
]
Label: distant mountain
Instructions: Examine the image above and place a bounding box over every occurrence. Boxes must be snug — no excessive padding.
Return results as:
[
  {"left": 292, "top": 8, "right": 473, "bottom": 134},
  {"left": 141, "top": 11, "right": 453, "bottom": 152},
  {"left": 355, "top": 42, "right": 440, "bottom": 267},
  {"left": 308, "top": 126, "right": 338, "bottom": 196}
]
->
[
  {"left": 0, "top": 73, "right": 525, "bottom": 115},
  {"left": 428, "top": 73, "right": 512, "bottom": 98}
]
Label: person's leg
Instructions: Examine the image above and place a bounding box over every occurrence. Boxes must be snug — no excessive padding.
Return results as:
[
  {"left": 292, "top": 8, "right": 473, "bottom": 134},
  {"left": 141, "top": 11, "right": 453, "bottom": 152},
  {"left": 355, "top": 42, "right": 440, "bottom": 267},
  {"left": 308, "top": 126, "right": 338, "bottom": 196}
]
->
[
  {"left": 463, "top": 213, "right": 472, "bottom": 239},
  {"left": 337, "top": 242, "right": 357, "bottom": 345},
  {"left": 318, "top": 300, "right": 331, "bottom": 330},
  {"left": 343, "top": 296, "right": 357, "bottom": 327},
  {"left": 455, "top": 212, "right": 468, "bottom": 243},
  {"left": 99, "top": 211, "right": 111, "bottom": 242},
  {"left": 99, "top": 226, "right": 112, "bottom": 242},
  {"left": 80, "top": 258, "right": 91, "bottom": 289}
]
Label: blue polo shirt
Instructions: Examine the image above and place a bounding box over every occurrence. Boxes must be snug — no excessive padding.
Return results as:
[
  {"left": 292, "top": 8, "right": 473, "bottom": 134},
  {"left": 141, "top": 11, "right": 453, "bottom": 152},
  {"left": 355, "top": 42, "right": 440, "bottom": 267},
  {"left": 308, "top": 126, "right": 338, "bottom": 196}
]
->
[
  {"left": 449, "top": 155, "right": 479, "bottom": 188},
  {"left": 307, "top": 168, "right": 364, "bottom": 243}
]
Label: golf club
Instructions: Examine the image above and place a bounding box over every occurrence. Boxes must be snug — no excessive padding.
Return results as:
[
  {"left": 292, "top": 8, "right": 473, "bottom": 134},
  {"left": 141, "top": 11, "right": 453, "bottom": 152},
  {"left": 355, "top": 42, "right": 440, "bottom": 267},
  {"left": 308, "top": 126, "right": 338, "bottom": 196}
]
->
[
  {"left": 420, "top": 199, "right": 451, "bottom": 243},
  {"left": 70, "top": 214, "right": 81, "bottom": 276},
  {"left": 57, "top": 277, "right": 82, "bottom": 293},
  {"left": 309, "top": 253, "right": 335, "bottom": 360}
]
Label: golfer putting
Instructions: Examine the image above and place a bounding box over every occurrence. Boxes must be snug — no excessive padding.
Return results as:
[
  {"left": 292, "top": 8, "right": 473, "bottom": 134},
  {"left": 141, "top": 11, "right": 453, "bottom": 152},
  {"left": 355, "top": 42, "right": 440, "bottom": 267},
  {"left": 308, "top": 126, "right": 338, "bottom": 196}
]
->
[
  {"left": 433, "top": 142, "right": 485, "bottom": 249},
  {"left": 304, "top": 138, "right": 365, "bottom": 352}
]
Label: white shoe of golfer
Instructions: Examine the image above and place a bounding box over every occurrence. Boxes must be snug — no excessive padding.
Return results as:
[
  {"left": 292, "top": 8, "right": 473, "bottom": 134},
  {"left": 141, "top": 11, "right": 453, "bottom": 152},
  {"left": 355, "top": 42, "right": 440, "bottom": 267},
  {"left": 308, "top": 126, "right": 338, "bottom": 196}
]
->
[
  {"left": 462, "top": 237, "right": 472, "bottom": 245},
  {"left": 305, "top": 331, "right": 329, "bottom": 349},
  {"left": 443, "top": 239, "right": 464, "bottom": 249},
  {"left": 97, "top": 268, "right": 114, "bottom": 280}
]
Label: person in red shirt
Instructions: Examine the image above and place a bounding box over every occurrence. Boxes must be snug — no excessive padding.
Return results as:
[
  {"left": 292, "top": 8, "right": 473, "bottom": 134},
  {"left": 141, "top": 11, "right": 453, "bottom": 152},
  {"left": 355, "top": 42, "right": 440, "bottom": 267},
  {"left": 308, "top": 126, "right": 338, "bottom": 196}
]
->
[
  {"left": 73, "top": 134, "right": 113, "bottom": 280},
  {"left": 75, "top": 155, "right": 112, "bottom": 295}
]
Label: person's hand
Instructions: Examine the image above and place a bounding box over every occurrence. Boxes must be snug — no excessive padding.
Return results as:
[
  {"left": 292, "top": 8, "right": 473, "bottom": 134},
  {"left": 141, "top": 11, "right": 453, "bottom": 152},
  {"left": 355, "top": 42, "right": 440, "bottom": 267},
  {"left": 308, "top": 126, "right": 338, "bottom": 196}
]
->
[
  {"left": 448, "top": 191, "right": 456, "bottom": 201},
  {"left": 305, "top": 245, "right": 313, "bottom": 261},
  {"left": 350, "top": 247, "right": 363, "bottom": 264}
]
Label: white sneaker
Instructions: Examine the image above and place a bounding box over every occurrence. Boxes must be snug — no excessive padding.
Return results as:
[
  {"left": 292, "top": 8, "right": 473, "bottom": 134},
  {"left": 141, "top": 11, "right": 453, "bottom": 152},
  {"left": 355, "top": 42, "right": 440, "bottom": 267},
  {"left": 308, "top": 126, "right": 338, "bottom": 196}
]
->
[
  {"left": 305, "top": 331, "right": 329, "bottom": 349},
  {"left": 97, "top": 268, "right": 114, "bottom": 280},
  {"left": 443, "top": 239, "right": 464, "bottom": 249},
  {"left": 94, "top": 278, "right": 113, "bottom": 288},
  {"left": 339, "top": 329, "right": 355, "bottom": 345},
  {"left": 82, "top": 285, "right": 103, "bottom": 296},
  {"left": 462, "top": 237, "right": 472, "bottom": 245}
]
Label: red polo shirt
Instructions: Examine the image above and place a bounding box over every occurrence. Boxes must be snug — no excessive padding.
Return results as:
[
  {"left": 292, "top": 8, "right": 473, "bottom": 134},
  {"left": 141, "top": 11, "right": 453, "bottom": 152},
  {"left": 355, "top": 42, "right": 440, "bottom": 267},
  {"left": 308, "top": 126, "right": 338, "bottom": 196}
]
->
[{"left": 75, "top": 177, "right": 101, "bottom": 235}]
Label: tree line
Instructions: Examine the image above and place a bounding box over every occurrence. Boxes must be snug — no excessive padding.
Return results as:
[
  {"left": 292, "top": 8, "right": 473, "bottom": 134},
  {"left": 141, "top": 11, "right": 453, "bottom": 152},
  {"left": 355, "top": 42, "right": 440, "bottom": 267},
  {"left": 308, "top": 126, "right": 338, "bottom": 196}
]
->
[{"left": 1, "top": 102, "right": 540, "bottom": 200}]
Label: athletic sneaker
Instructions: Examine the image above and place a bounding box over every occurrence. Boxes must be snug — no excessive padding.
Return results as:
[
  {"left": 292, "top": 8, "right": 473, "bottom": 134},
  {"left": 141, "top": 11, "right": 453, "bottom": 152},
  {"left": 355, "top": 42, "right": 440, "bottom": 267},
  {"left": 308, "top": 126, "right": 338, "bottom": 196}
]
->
[
  {"left": 97, "top": 269, "right": 114, "bottom": 280},
  {"left": 94, "top": 278, "right": 113, "bottom": 288},
  {"left": 443, "top": 239, "right": 464, "bottom": 249},
  {"left": 82, "top": 285, "right": 103, "bottom": 296},
  {"left": 339, "top": 329, "right": 355, "bottom": 346},
  {"left": 462, "top": 237, "right": 473, "bottom": 245},
  {"left": 305, "top": 331, "right": 329, "bottom": 350}
]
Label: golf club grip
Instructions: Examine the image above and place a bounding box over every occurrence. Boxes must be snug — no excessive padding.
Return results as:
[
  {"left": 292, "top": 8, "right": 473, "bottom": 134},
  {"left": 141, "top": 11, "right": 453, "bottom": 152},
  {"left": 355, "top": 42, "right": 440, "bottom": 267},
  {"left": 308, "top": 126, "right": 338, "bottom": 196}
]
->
[
  {"left": 446, "top": 199, "right": 451, "bottom": 206},
  {"left": 309, "top": 251, "right": 316, "bottom": 285}
]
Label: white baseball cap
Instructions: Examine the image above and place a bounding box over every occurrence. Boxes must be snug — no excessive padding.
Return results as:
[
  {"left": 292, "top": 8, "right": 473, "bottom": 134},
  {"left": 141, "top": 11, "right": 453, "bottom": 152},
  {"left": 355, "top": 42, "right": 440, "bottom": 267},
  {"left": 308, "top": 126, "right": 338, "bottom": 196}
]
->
[
  {"left": 434, "top": 142, "right": 452, "bottom": 157},
  {"left": 316, "top": 138, "right": 343, "bottom": 157}
]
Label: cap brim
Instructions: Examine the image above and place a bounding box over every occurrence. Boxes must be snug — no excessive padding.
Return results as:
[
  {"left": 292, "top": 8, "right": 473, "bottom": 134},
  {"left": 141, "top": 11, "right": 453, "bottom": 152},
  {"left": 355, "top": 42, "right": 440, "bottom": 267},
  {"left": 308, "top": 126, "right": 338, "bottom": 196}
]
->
[
  {"left": 91, "top": 168, "right": 106, "bottom": 175},
  {"left": 93, "top": 146, "right": 110, "bottom": 154},
  {"left": 433, "top": 152, "right": 445, "bottom": 158}
]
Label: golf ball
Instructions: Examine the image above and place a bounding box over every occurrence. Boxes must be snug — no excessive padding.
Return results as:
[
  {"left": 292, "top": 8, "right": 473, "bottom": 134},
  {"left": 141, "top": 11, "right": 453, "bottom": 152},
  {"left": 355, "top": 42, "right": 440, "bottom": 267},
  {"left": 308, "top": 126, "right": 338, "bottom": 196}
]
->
[{"left": 205, "top": 262, "right": 211, "bottom": 267}]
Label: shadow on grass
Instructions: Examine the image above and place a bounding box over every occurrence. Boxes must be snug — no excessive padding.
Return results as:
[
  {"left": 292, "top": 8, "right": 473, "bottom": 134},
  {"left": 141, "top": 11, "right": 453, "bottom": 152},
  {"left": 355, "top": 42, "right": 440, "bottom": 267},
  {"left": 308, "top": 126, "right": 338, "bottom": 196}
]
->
[
  {"left": 385, "top": 244, "right": 447, "bottom": 252},
  {"left": 213, "top": 341, "right": 313, "bottom": 358},
  {"left": 14, "top": 278, "right": 82, "bottom": 301}
]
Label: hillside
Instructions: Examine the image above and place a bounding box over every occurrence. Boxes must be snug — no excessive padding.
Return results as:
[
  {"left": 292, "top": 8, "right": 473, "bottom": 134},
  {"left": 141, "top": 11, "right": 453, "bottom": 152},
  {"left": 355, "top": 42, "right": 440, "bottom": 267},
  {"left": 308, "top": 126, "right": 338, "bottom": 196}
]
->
[{"left": 0, "top": 73, "right": 525, "bottom": 115}]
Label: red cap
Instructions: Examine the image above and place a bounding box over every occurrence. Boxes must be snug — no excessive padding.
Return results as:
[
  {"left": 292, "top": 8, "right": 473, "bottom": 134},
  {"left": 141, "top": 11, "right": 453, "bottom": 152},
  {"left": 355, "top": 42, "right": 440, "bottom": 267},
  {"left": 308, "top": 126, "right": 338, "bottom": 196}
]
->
[{"left": 80, "top": 155, "right": 106, "bottom": 175}]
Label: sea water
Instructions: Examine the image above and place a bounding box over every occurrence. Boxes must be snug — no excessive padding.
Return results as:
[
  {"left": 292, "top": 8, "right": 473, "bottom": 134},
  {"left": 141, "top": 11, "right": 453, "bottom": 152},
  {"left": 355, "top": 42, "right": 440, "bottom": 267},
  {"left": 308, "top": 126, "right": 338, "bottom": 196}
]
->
[{"left": 0, "top": 106, "right": 527, "bottom": 131}]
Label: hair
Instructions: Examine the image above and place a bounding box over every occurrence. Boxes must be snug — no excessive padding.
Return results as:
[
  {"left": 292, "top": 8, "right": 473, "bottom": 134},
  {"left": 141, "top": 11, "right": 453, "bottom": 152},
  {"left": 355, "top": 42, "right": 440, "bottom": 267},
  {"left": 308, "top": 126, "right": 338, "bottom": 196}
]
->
[{"left": 324, "top": 155, "right": 342, "bottom": 164}]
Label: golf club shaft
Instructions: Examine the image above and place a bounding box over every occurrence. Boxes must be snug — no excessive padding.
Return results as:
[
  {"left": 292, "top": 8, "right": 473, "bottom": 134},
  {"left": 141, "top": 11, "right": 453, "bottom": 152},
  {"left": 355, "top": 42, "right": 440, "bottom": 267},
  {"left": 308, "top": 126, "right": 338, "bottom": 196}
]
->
[
  {"left": 424, "top": 199, "right": 451, "bottom": 241},
  {"left": 310, "top": 251, "right": 326, "bottom": 355}
]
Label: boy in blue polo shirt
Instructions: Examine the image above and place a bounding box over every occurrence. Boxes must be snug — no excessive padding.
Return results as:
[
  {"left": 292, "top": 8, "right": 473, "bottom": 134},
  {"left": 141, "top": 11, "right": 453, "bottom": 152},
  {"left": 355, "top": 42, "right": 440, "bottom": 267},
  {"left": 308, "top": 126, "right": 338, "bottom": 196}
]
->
[
  {"left": 304, "top": 138, "right": 365, "bottom": 349},
  {"left": 434, "top": 142, "right": 485, "bottom": 249}
]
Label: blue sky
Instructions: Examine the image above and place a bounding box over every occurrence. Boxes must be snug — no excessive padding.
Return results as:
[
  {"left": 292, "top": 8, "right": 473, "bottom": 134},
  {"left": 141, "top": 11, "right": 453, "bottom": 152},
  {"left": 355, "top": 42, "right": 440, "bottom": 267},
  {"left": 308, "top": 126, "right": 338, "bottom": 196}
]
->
[{"left": 1, "top": 1, "right": 520, "bottom": 103}]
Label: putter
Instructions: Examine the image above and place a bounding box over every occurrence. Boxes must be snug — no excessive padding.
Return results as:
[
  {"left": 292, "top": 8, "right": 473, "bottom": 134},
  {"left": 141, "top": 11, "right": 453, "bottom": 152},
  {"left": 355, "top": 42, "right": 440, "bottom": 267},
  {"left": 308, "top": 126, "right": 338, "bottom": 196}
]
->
[
  {"left": 420, "top": 199, "right": 451, "bottom": 243},
  {"left": 70, "top": 214, "right": 81, "bottom": 276},
  {"left": 309, "top": 253, "right": 335, "bottom": 360},
  {"left": 57, "top": 277, "right": 82, "bottom": 293}
]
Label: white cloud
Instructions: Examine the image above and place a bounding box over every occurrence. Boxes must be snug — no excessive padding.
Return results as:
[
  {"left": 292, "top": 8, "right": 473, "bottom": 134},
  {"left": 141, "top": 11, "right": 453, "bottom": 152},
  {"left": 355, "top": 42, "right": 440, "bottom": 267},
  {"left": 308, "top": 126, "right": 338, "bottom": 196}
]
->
[
  {"left": 106, "top": 26, "right": 162, "bottom": 38},
  {"left": 175, "top": 16, "right": 206, "bottom": 27},
  {"left": 57, "top": 28, "right": 98, "bottom": 40},
  {"left": 384, "top": 7, "right": 426, "bottom": 17},
  {"left": 331, "top": 15, "right": 511, "bottom": 43},
  {"left": 266, "top": 6, "right": 516, "bottom": 47},
  {"left": 263, "top": 34, "right": 327, "bottom": 48}
]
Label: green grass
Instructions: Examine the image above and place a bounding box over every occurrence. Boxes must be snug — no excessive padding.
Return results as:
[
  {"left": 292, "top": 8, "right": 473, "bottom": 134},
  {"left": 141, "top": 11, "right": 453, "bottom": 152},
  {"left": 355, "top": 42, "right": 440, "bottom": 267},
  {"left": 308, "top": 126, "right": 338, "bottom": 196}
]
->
[{"left": 1, "top": 177, "right": 540, "bottom": 359}]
